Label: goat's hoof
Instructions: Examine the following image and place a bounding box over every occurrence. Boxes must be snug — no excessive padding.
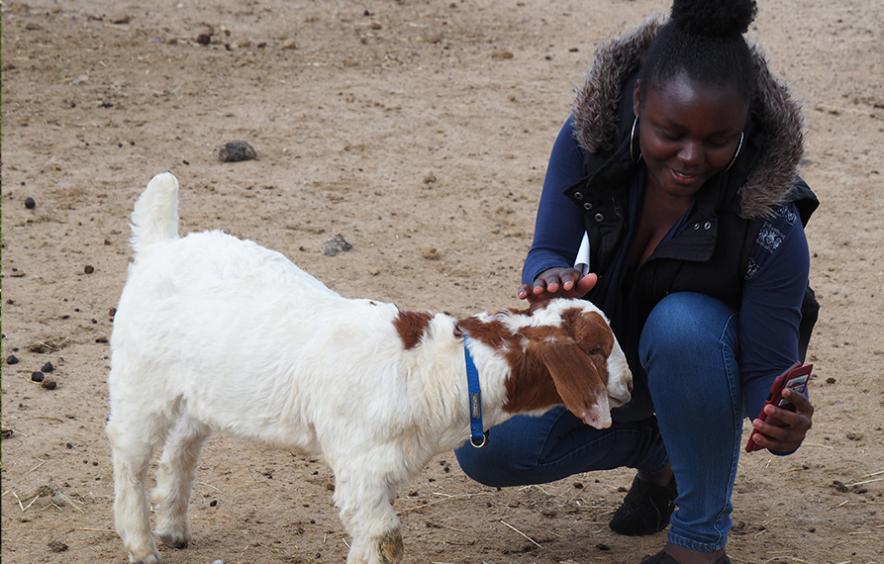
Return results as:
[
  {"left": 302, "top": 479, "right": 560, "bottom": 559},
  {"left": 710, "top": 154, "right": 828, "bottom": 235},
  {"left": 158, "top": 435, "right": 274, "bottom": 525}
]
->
[
  {"left": 129, "top": 549, "right": 161, "bottom": 564},
  {"left": 157, "top": 531, "right": 189, "bottom": 549},
  {"left": 378, "top": 529, "right": 404, "bottom": 564}
]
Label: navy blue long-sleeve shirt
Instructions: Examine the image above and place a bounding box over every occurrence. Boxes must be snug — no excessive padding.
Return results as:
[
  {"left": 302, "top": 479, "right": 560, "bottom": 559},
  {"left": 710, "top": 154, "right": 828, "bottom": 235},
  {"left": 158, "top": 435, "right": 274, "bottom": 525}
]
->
[{"left": 523, "top": 118, "right": 810, "bottom": 421}]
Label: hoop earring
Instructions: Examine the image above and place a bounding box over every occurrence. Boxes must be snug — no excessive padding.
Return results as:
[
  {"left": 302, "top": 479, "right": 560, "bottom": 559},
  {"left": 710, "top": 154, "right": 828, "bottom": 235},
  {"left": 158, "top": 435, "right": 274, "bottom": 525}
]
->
[
  {"left": 725, "top": 131, "right": 744, "bottom": 172},
  {"left": 629, "top": 115, "right": 641, "bottom": 163}
]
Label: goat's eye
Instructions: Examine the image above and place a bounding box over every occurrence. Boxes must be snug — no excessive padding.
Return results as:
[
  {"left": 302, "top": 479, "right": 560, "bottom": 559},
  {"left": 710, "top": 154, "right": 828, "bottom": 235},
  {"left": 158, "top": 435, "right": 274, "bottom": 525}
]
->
[{"left": 589, "top": 347, "right": 602, "bottom": 355}]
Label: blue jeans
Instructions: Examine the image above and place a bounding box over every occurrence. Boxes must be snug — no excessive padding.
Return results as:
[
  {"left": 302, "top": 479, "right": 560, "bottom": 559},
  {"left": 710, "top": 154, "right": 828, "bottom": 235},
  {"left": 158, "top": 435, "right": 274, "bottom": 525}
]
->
[{"left": 455, "top": 293, "right": 742, "bottom": 552}]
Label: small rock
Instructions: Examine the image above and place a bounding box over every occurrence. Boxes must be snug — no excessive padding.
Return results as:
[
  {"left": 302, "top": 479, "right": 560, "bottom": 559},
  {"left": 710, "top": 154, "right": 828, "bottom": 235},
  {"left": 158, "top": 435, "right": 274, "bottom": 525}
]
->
[
  {"left": 31, "top": 371, "right": 45, "bottom": 383},
  {"left": 1, "top": 428, "right": 13, "bottom": 439},
  {"left": 6, "top": 355, "right": 19, "bottom": 365},
  {"left": 235, "top": 39, "right": 251, "bottom": 49},
  {"left": 825, "top": 377, "right": 836, "bottom": 384},
  {"left": 368, "top": 268, "right": 380, "bottom": 276},
  {"left": 846, "top": 432, "right": 863, "bottom": 441},
  {"left": 218, "top": 141, "right": 257, "bottom": 163},
  {"left": 422, "top": 248, "right": 441, "bottom": 260},
  {"left": 323, "top": 235, "right": 352, "bottom": 257},
  {"left": 596, "top": 543, "right": 611, "bottom": 551},
  {"left": 541, "top": 509, "right": 557, "bottom": 518},
  {"left": 84, "top": 265, "right": 95, "bottom": 274},
  {"left": 832, "top": 480, "right": 849, "bottom": 493},
  {"left": 212, "top": 560, "right": 224, "bottom": 564},
  {"left": 325, "top": 482, "right": 335, "bottom": 492},
  {"left": 210, "top": 499, "right": 218, "bottom": 507},
  {"left": 491, "top": 50, "right": 514, "bottom": 60},
  {"left": 423, "top": 173, "right": 437, "bottom": 185},
  {"left": 423, "top": 31, "right": 444, "bottom": 44},
  {"left": 109, "top": 13, "right": 132, "bottom": 24},
  {"left": 47, "top": 540, "right": 68, "bottom": 553},
  {"left": 280, "top": 37, "right": 298, "bottom": 50},
  {"left": 196, "top": 25, "right": 214, "bottom": 45},
  {"left": 41, "top": 379, "right": 57, "bottom": 391},
  {"left": 24, "top": 197, "right": 36, "bottom": 209},
  {"left": 573, "top": 482, "right": 583, "bottom": 489}
]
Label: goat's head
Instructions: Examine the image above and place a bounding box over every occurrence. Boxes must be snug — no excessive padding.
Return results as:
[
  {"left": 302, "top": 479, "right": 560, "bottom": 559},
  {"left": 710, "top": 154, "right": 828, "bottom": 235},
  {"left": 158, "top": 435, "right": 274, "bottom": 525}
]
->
[{"left": 459, "top": 298, "right": 632, "bottom": 429}]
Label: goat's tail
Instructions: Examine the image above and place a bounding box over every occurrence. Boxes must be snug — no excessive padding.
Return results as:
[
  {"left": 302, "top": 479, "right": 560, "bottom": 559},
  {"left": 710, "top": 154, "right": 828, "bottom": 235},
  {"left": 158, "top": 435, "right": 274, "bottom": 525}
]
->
[{"left": 130, "top": 172, "right": 180, "bottom": 254}]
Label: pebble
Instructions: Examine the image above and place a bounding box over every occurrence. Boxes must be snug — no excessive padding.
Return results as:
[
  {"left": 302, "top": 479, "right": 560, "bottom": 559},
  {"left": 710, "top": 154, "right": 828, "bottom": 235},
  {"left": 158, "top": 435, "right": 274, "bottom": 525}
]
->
[
  {"left": 31, "top": 371, "right": 45, "bottom": 383},
  {"left": 832, "top": 480, "right": 849, "bottom": 492},
  {"left": 6, "top": 355, "right": 19, "bottom": 365},
  {"left": 218, "top": 141, "right": 257, "bottom": 163},
  {"left": 421, "top": 247, "right": 441, "bottom": 260},
  {"left": 42, "top": 362, "right": 54, "bottom": 373},
  {"left": 846, "top": 432, "right": 863, "bottom": 441},
  {"left": 41, "top": 379, "right": 57, "bottom": 390},
  {"left": 24, "top": 196, "right": 36, "bottom": 209},
  {"left": 596, "top": 543, "right": 611, "bottom": 551},
  {"left": 280, "top": 37, "right": 298, "bottom": 50},
  {"left": 109, "top": 13, "right": 132, "bottom": 24},
  {"left": 491, "top": 50, "right": 514, "bottom": 60},
  {"left": 322, "top": 234, "right": 352, "bottom": 257},
  {"left": 84, "top": 265, "right": 95, "bottom": 274},
  {"left": 196, "top": 25, "right": 214, "bottom": 45},
  {"left": 212, "top": 560, "right": 224, "bottom": 564},
  {"left": 825, "top": 377, "right": 836, "bottom": 384},
  {"left": 47, "top": 540, "right": 68, "bottom": 553}
]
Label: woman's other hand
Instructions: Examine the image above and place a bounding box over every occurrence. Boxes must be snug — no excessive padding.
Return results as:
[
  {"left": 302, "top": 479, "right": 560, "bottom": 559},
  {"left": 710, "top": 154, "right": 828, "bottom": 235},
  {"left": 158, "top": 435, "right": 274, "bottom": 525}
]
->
[
  {"left": 750, "top": 388, "right": 814, "bottom": 453},
  {"left": 517, "top": 268, "right": 598, "bottom": 302}
]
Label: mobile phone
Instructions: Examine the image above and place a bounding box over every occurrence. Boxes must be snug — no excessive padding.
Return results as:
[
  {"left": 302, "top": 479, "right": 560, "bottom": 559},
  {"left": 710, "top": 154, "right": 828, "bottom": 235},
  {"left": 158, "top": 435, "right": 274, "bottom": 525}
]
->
[{"left": 744, "top": 363, "right": 813, "bottom": 453}]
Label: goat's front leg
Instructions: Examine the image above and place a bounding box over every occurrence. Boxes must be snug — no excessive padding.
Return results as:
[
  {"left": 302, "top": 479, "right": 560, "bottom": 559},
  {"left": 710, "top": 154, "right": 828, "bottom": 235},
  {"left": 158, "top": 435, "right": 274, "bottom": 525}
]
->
[{"left": 331, "top": 465, "right": 405, "bottom": 564}]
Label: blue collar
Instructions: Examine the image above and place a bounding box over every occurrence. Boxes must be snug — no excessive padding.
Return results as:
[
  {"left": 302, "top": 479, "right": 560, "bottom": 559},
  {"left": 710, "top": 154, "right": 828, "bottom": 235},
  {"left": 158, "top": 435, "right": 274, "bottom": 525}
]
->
[{"left": 463, "top": 335, "right": 487, "bottom": 448}]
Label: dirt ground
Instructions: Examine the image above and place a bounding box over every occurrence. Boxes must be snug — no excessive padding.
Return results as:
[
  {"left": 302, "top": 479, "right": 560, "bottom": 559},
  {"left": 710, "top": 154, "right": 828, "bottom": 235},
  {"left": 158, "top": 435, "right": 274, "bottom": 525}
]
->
[{"left": 1, "top": 0, "right": 883, "bottom": 562}]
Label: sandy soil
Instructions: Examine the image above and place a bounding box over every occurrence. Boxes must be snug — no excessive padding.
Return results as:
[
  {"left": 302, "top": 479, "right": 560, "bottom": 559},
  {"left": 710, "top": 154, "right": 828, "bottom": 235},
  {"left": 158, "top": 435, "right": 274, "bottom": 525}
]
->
[{"left": 2, "top": 1, "right": 883, "bottom": 562}]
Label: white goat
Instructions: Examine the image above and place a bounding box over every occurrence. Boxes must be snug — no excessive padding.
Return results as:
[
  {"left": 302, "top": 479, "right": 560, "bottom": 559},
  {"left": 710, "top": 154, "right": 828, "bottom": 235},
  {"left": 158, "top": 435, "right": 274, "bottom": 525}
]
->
[{"left": 106, "top": 172, "right": 632, "bottom": 564}]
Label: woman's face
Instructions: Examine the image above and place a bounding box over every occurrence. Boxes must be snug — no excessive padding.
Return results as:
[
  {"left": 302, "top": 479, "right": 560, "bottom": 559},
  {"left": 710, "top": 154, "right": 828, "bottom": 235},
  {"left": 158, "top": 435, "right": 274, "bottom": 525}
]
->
[{"left": 633, "top": 73, "right": 749, "bottom": 198}]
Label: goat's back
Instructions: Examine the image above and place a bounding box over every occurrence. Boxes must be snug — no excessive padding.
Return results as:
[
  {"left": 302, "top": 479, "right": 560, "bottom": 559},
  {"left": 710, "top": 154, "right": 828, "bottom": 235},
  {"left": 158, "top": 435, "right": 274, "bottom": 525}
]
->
[{"left": 109, "top": 230, "right": 410, "bottom": 447}]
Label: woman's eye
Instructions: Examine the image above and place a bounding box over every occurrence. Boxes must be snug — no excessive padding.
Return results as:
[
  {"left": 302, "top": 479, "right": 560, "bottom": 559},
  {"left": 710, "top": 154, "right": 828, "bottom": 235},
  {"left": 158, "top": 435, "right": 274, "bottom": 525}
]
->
[{"left": 707, "top": 138, "right": 730, "bottom": 149}]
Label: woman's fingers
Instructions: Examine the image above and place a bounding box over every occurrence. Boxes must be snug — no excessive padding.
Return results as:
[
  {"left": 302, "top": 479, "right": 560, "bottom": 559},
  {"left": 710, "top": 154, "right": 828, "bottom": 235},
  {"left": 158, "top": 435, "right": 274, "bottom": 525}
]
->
[
  {"left": 517, "top": 269, "right": 597, "bottom": 301},
  {"left": 752, "top": 388, "right": 815, "bottom": 452}
]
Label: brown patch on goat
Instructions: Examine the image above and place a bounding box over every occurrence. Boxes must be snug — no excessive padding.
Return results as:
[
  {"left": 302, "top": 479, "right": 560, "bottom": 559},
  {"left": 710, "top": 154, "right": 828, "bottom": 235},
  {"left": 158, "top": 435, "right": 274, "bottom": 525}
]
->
[
  {"left": 562, "top": 308, "right": 614, "bottom": 358},
  {"left": 393, "top": 310, "right": 432, "bottom": 350},
  {"left": 455, "top": 316, "right": 513, "bottom": 350},
  {"left": 378, "top": 528, "right": 404, "bottom": 563}
]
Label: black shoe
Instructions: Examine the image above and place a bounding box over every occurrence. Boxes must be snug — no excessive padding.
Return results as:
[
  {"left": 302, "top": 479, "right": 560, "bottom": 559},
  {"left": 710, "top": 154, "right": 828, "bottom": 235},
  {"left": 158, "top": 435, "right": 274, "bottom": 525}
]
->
[
  {"left": 639, "top": 550, "right": 731, "bottom": 564},
  {"left": 609, "top": 474, "right": 677, "bottom": 536}
]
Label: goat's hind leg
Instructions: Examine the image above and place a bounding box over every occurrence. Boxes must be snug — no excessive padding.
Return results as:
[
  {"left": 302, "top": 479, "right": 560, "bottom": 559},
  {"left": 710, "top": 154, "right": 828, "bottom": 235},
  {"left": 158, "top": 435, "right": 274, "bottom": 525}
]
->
[
  {"left": 107, "top": 408, "right": 172, "bottom": 563},
  {"left": 152, "top": 414, "right": 210, "bottom": 549}
]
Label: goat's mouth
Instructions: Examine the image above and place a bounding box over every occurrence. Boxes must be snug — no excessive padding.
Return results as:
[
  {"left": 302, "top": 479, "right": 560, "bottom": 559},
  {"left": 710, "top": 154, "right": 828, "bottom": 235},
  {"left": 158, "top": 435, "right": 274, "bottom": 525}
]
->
[{"left": 608, "top": 393, "right": 631, "bottom": 409}]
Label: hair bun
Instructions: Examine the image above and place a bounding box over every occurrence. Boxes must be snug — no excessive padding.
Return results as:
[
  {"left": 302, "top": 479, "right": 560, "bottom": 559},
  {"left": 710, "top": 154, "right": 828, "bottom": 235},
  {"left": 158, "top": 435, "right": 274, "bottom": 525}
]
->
[{"left": 671, "top": 0, "right": 757, "bottom": 38}]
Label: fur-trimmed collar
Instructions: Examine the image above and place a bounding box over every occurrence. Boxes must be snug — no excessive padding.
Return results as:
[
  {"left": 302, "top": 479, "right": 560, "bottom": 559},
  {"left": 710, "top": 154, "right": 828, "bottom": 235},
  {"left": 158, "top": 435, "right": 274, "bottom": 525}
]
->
[{"left": 571, "top": 17, "right": 805, "bottom": 219}]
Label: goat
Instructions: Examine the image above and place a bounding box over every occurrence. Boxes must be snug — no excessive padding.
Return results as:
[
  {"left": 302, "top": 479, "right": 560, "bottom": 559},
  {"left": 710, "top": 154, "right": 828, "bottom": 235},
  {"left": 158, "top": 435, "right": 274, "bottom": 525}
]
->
[{"left": 106, "top": 172, "right": 632, "bottom": 564}]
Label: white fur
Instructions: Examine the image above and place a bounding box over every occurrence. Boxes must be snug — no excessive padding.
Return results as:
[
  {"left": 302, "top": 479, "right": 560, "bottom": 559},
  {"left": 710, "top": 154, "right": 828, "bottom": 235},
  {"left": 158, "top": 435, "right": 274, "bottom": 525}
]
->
[{"left": 107, "top": 173, "right": 632, "bottom": 564}]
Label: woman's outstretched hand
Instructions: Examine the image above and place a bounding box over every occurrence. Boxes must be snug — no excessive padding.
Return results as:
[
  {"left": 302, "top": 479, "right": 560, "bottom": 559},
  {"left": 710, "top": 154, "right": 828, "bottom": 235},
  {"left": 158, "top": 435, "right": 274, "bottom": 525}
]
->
[
  {"left": 750, "top": 388, "right": 815, "bottom": 453},
  {"left": 517, "top": 268, "right": 598, "bottom": 302}
]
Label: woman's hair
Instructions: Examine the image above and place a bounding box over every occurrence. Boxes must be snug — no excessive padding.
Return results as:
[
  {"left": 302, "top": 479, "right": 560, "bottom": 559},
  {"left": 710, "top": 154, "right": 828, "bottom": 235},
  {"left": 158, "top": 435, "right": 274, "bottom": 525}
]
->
[{"left": 639, "top": 0, "right": 758, "bottom": 100}]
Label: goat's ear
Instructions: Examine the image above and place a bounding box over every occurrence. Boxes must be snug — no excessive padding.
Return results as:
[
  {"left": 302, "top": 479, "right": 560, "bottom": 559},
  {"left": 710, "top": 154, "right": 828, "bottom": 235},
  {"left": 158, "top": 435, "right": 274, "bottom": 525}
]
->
[{"left": 531, "top": 339, "right": 611, "bottom": 429}]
